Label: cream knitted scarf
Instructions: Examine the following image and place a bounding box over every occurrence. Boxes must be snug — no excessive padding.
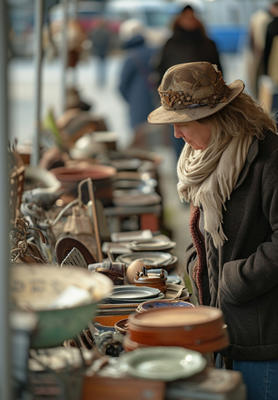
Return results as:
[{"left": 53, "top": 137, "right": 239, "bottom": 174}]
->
[{"left": 177, "top": 134, "right": 253, "bottom": 248}]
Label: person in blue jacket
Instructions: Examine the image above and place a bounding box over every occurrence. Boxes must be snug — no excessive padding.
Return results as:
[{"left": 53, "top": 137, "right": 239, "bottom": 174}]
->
[{"left": 118, "top": 19, "right": 158, "bottom": 149}]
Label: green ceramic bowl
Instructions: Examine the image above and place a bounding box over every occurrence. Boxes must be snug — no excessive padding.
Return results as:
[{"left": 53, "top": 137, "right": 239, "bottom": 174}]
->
[{"left": 11, "top": 264, "right": 113, "bottom": 348}]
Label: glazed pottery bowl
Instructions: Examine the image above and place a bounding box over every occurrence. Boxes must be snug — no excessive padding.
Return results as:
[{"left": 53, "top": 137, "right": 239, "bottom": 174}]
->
[
  {"left": 136, "top": 299, "right": 194, "bottom": 313},
  {"left": 10, "top": 264, "right": 113, "bottom": 348}
]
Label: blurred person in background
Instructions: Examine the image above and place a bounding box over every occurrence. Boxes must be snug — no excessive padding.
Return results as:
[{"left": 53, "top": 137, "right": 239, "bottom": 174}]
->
[
  {"left": 263, "top": 2, "right": 278, "bottom": 86},
  {"left": 153, "top": 5, "right": 223, "bottom": 160},
  {"left": 118, "top": 19, "right": 158, "bottom": 149},
  {"left": 247, "top": 1, "right": 278, "bottom": 97},
  {"left": 90, "top": 18, "right": 113, "bottom": 86}
]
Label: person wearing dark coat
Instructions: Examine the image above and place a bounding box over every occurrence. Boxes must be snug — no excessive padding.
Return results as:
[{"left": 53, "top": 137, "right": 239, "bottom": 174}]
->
[
  {"left": 263, "top": 3, "right": 278, "bottom": 80},
  {"left": 118, "top": 21, "right": 157, "bottom": 148},
  {"left": 148, "top": 61, "right": 278, "bottom": 400},
  {"left": 154, "top": 5, "right": 223, "bottom": 160}
]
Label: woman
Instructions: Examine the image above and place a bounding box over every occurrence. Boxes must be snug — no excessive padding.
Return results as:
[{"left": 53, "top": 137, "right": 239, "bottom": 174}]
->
[{"left": 148, "top": 61, "right": 278, "bottom": 400}]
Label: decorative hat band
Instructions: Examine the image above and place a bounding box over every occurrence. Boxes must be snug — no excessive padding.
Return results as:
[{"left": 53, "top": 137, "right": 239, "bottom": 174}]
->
[
  {"left": 158, "top": 69, "right": 232, "bottom": 111},
  {"left": 158, "top": 90, "right": 231, "bottom": 110}
]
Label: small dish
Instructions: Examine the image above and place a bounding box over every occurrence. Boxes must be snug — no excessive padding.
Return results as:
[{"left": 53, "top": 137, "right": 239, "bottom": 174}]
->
[
  {"left": 129, "top": 239, "right": 176, "bottom": 252},
  {"left": 118, "top": 346, "right": 207, "bottom": 381}
]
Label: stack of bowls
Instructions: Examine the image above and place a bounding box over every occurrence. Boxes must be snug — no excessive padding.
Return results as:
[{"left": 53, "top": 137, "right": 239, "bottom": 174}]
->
[{"left": 123, "top": 306, "right": 229, "bottom": 354}]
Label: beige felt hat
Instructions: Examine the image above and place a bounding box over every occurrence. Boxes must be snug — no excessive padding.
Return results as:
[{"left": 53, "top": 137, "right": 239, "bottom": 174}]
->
[{"left": 148, "top": 62, "right": 244, "bottom": 124}]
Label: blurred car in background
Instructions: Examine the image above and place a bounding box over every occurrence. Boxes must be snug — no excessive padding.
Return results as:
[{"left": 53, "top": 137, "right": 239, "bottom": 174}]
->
[{"left": 7, "top": 0, "right": 34, "bottom": 57}]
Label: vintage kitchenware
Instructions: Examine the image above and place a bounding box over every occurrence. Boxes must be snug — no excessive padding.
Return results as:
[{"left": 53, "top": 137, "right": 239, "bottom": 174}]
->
[
  {"left": 126, "top": 306, "right": 229, "bottom": 353},
  {"left": 70, "top": 131, "right": 118, "bottom": 159},
  {"left": 103, "top": 285, "right": 164, "bottom": 304},
  {"left": 60, "top": 247, "right": 88, "bottom": 268},
  {"left": 55, "top": 236, "right": 96, "bottom": 266},
  {"left": 92, "top": 131, "right": 118, "bottom": 151},
  {"left": 110, "top": 158, "right": 142, "bottom": 171},
  {"left": 114, "top": 318, "right": 129, "bottom": 335},
  {"left": 88, "top": 261, "right": 126, "bottom": 285},
  {"left": 24, "top": 166, "right": 61, "bottom": 192},
  {"left": 116, "top": 252, "right": 172, "bottom": 267},
  {"left": 129, "top": 238, "right": 176, "bottom": 252},
  {"left": 134, "top": 267, "right": 167, "bottom": 293},
  {"left": 166, "top": 275, "right": 182, "bottom": 284},
  {"left": 111, "top": 230, "right": 152, "bottom": 243},
  {"left": 10, "top": 264, "right": 113, "bottom": 348},
  {"left": 126, "top": 259, "right": 145, "bottom": 284},
  {"left": 51, "top": 164, "right": 116, "bottom": 205},
  {"left": 136, "top": 299, "right": 195, "bottom": 313},
  {"left": 11, "top": 310, "right": 38, "bottom": 388},
  {"left": 113, "top": 192, "right": 161, "bottom": 207},
  {"left": 118, "top": 346, "right": 207, "bottom": 381}
]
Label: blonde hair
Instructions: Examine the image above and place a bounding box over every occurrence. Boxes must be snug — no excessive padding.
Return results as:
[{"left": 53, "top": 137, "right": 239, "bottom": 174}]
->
[{"left": 199, "top": 93, "right": 277, "bottom": 144}]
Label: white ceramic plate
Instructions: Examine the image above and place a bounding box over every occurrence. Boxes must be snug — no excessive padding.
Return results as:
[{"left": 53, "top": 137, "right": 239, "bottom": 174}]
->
[{"left": 118, "top": 346, "right": 207, "bottom": 381}]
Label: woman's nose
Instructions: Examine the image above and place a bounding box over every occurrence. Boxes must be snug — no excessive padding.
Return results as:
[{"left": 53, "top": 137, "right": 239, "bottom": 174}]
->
[{"left": 174, "top": 125, "right": 182, "bottom": 138}]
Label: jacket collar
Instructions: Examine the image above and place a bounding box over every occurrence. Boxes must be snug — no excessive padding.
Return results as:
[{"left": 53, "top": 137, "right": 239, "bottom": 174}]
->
[{"left": 235, "top": 137, "right": 259, "bottom": 189}]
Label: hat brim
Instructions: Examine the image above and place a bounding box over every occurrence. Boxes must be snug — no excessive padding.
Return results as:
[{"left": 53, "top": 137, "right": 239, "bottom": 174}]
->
[{"left": 148, "top": 80, "right": 244, "bottom": 124}]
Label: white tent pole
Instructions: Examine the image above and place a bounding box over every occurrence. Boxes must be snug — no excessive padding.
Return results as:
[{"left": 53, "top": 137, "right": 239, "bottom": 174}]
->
[
  {"left": 31, "top": 0, "right": 44, "bottom": 166},
  {"left": 0, "top": 0, "right": 11, "bottom": 398},
  {"left": 61, "top": 0, "right": 69, "bottom": 112}
]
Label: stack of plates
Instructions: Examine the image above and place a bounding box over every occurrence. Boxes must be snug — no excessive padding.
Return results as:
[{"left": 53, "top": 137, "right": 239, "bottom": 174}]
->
[
  {"left": 116, "top": 252, "right": 171, "bottom": 267},
  {"left": 102, "top": 285, "right": 164, "bottom": 304},
  {"left": 97, "top": 285, "right": 165, "bottom": 323},
  {"left": 111, "top": 230, "right": 153, "bottom": 243},
  {"left": 116, "top": 252, "right": 178, "bottom": 272},
  {"left": 113, "top": 192, "right": 161, "bottom": 207}
]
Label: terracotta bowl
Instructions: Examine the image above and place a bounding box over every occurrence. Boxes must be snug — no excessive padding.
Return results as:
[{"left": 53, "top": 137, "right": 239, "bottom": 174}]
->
[
  {"left": 51, "top": 165, "right": 116, "bottom": 182},
  {"left": 127, "top": 306, "right": 229, "bottom": 353},
  {"left": 51, "top": 164, "right": 116, "bottom": 205}
]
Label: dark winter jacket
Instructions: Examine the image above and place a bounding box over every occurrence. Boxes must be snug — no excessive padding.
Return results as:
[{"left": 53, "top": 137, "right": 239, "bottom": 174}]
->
[
  {"left": 263, "top": 16, "right": 278, "bottom": 74},
  {"left": 156, "top": 27, "right": 223, "bottom": 84},
  {"left": 185, "top": 130, "right": 278, "bottom": 361}
]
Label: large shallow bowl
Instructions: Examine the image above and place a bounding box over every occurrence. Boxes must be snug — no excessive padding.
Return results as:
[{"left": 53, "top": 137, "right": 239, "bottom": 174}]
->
[
  {"left": 50, "top": 164, "right": 116, "bottom": 205},
  {"left": 127, "top": 306, "right": 229, "bottom": 353},
  {"left": 118, "top": 346, "right": 207, "bottom": 381},
  {"left": 10, "top": 264, "right": 113, "bottom": 348}
]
